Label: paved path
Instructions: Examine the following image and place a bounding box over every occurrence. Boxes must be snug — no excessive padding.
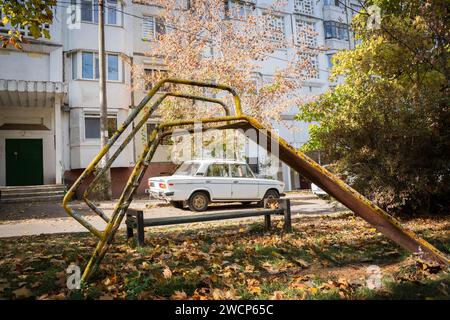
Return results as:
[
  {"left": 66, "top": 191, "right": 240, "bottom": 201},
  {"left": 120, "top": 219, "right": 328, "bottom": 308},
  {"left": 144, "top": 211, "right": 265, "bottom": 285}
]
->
[{"left": 0, "top": 192, "right": 346, "bottom": 238}]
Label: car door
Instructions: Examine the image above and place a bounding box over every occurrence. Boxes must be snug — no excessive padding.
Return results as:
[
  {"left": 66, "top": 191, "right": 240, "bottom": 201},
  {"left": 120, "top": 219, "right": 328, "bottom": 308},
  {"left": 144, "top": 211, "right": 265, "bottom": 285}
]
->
[
  {"left": 205, "top": 163, "right": 232, "bottom": 200},
  {"left": 230, "top": 163, "right": 259, "bottom": 200}
]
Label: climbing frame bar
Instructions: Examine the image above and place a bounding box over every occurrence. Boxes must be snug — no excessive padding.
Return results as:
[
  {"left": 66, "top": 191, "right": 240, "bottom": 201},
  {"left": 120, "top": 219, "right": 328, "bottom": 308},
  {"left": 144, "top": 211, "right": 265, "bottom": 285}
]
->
[{"left": 61, "top": 78, "right": 448, "bottom": 284}]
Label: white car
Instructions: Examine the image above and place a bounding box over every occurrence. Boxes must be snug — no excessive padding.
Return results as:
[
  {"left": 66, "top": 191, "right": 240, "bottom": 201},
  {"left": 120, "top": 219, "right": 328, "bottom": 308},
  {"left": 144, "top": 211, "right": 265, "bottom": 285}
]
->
[
  {"left": 147, "top": 159, "right": 285, "bottom": 211},
  {"left": 311, "top": 183, "right": 328, "bottom": 197},
  {"left": 311, "top": 164, "right": 330, "bottom": 197}
]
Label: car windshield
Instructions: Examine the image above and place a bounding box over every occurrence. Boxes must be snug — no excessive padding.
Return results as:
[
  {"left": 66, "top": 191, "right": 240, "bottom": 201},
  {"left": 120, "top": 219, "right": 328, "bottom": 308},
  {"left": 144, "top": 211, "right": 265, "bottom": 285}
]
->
[{"left": 174, "top": 162, "right": 201, "bottom": 176}]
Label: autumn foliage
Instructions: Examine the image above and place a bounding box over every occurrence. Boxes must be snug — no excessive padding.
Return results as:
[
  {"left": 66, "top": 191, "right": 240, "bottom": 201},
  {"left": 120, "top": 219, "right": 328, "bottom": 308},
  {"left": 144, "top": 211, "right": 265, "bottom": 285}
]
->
[
  {"left": 133, "top": 0, "right": 320, "bottom": 127},
  {"left": 297, "top": 0, "right": 450, "bottom": 216}
]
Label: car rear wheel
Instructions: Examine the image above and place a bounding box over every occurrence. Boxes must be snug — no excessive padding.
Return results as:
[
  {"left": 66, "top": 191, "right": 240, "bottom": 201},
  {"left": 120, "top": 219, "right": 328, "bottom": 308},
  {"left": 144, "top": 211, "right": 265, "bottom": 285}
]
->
[
  {"left": 188, "top": 191, "right": 209, "bottom": 212},
  {"left": 259, "top": 189, "right": 280, "bottom": 207},
  {"left": 170, "top": 201, "right": 184, "bottom": 209}
]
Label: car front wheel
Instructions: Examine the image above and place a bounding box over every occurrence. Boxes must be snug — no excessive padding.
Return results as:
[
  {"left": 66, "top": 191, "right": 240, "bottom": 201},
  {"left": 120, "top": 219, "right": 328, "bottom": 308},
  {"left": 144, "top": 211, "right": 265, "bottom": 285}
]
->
[{"left": 188, "top": 191, "right": 209, "bottom": 212}]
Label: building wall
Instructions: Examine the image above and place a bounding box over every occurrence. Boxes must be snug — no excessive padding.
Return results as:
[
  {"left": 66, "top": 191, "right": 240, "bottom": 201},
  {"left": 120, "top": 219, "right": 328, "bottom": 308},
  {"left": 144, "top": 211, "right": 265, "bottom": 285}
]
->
[{"left": 0, "top": 0, "right": 360, "bottom": 193}]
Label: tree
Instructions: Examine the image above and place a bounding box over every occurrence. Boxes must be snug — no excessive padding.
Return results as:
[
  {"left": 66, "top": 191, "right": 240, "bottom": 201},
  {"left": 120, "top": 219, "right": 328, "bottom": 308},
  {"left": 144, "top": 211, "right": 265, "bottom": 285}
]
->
[
  {"left": 297, "top": 0, "right": 449, "bottom": 215},
  {"left": 134, "top": 0, "right": 319, "bottom": 127},
  {"left": 0, "top": 0, "right": 56, "bottom": 49}
]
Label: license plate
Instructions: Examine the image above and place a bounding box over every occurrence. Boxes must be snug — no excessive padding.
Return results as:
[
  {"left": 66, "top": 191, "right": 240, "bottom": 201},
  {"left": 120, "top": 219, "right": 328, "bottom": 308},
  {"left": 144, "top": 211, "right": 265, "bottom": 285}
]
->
[{"left": 149, "top": 182, "right": 154, "bottom": 187}]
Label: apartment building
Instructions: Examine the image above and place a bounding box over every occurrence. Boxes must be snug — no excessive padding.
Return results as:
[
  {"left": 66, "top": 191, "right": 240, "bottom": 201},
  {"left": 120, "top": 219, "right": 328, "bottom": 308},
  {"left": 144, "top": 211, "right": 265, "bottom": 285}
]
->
[{"left": 0, "top": 0, "right": 360, "bottom": 197}]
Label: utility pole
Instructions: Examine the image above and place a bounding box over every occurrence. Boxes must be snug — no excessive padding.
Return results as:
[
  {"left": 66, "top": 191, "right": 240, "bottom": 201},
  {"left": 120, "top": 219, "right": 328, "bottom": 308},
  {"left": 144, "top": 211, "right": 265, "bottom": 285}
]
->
[{"left": 98, "top": 0, "right": 112, "bottom": 199}]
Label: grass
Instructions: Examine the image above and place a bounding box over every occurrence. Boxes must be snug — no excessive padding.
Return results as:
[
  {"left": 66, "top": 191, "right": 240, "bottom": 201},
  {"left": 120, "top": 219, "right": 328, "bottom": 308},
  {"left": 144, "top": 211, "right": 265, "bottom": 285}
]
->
[{"left": 0, "top": 214, "right": 448, "bottom": 300}]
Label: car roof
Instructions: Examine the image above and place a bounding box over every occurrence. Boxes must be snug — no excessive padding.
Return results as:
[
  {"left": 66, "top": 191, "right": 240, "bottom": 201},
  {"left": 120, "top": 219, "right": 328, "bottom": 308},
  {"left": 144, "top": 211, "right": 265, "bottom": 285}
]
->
[{"left": 183, "top": 159, "right": 247, "bottom": 165}]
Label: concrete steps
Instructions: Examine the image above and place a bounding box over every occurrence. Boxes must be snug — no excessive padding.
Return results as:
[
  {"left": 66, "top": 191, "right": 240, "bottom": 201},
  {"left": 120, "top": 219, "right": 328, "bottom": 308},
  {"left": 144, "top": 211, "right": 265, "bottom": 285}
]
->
[{"left": 0, "top": 184, "right": 66, "bottom": 203}]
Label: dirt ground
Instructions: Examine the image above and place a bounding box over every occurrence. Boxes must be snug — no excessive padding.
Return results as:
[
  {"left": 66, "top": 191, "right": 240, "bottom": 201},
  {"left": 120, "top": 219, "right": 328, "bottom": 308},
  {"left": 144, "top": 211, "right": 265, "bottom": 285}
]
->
[{"left": 0, "top": 213, "right": 448, "bottom": 300}]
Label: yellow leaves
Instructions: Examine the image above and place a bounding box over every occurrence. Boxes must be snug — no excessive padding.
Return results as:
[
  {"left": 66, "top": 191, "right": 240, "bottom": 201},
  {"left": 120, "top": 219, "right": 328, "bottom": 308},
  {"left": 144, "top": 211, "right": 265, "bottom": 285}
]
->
[
  {"left": 270, "top": 251, "right": 284, "bottom": 259},
  {"left": 2, "top": 16, "right": 10, "bottom": 26},
  {"left": 162, "top": 266, "right": 173, "bottom": 279},
  {"left": 0, "top": 279, "right": 10, "bottom": 294},
  {"left": 244, "top": 264, "right": 255, "bottom": 273},
  {"left": 211, "top": 288, "right": 240, "bottom": 300},
  {"left": 415, "top": 259, "right": 442, "bottom": 274},
  {"left": 368, "top": 228, "right": 377, "bottom": 233},
  {"left": 291, "top": 278, "right": 309, "bottom": 291},
  {"left": 12, "top": 287, "right": 33, "bottom": 299},
  {"left": 222, "top": 250, "right": 233, "bottom": 257},
  {"left": 103, "top": 274, "right": 118, "bottom": 286},
  {"left": 141, "top": 261, "right": 151, "bottom": 270},
  {"left": 292, "top": 258, "right": 309, "bottom": 269},
  {"left": 171, "top": 290, "right": 187, "bottom": 300},
  {"left": 262, "top": 262, "right": 280, "bottom": 275},
  {"left": 246, "top": 279, "right": 261, "bottom": 295},
  {"left": 270, "top": 291, "right": 284, "bottom": 300},
  {"left": 308, "top": 287, "right": 318, "bottom": 295}
]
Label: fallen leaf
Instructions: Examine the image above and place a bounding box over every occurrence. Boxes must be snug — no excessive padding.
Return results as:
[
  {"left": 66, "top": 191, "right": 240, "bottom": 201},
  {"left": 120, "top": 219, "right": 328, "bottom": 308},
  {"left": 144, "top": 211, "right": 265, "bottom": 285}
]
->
[
  {"left": 12, "top": 287, "right": 33, "bottom": 299},
  {"left": 247, "top": 279, "right": 261, "bottom": 295},
  {"left": 270, "top": 291, "right": 284, "bottom": 300},
  {"left": 309, "top": 287, "right": 318, "bottom": 294},
  {"left": 244, "top": 264, "right": 255, "bottom": 273},
  {"left": 0, "top": 283, "right": 10, "bottom": 293},
  {"left": 171, "top": 290, "right": 187, "bottom": 300},
  {"left": 293, "top": 258, "right": 309, "bottom": 268},
  {"left": 50, "top": 292, "right": 66, "bottom": 300},
  {"left": 163, "top": 266, "right": 172, "bottom": 279}
]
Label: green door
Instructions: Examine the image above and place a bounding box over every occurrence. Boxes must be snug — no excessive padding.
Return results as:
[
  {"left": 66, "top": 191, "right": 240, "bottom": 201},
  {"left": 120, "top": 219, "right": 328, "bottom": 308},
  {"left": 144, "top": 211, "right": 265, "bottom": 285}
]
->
[{"left": 6, "top": 139, "right": 44, "bottom": 186}]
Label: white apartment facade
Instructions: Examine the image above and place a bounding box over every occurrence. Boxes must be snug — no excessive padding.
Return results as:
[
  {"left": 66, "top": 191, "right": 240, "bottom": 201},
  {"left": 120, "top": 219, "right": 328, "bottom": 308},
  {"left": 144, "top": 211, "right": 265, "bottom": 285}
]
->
[{"left": 0, "top": 0, "right": 360, "bottom": 196}]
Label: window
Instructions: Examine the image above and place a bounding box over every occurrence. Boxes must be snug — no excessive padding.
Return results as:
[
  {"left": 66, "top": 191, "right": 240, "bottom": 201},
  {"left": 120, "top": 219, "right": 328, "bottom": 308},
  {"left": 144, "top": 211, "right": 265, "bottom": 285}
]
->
[
  {"left": 84, "top": 115, "right": 117, "bottom": 139},
  {"left": 247, "top": 157, "right": 259, "bottom": 174},
  {"left": 230, "top": 164, "right": 254, "bottom": 178},
  {"left": 81, "top": 0, "right": 121, "bottom": 25},
  {"left": 144, "top": 68, "right": 170, "bottom": 91},
  {"left": 107, "top": 54, "right": 119, "bottom": 81},
  {"left": 324, "top": 0, "right": 344, "bottom": 7},
  {"left": 327, "top": 53, "right": 334, "bottom": 68},
  {"left": 295, "top": 19, "right": 317, "bottom": 47},
  {"left": 81, "top": 0, "right": 98, "bottom": 23},
  {"left": 206, "top": 164, "right": 230, "bottom": 177},
  {"left": 226, "top": 1, "right": 255, "bottom": 20},
  {"left": 324, "top": 21, "right": 349, "bottom": 40},
  {"left": 107, "top": 0, "right": 118, "bottom": 25},
  {"left": 72, "top": 53, "right": 77, "bottom": 80},
  {"left": 174, "top": 162, "right": 201, "bottom": 176},
  {"left": 142, "top": 16, "right": 165, "bottom": 41},
  {"left": 299, "top": 53, "right": 319, "bottom": 78},
  {"left": 82, "top": 52, "right": 94, "bottom": 79},
  {"left": 265, "top": 14, "right": 285, "bottom": 42},
  {"left": 294, "top": 0, "right": 314, "bottom": 15},
  {"left": 79, "top": 52, "right": 120, "bottom": 81}
]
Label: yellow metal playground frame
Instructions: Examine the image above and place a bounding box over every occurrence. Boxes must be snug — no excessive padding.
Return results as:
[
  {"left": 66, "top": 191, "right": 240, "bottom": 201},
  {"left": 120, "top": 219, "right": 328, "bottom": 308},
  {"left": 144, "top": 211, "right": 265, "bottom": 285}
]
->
[{"left": 63, "top": 78, "right": 449, "bottom": 284}]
